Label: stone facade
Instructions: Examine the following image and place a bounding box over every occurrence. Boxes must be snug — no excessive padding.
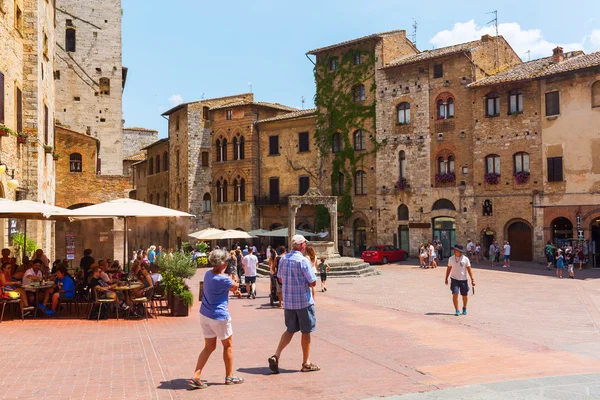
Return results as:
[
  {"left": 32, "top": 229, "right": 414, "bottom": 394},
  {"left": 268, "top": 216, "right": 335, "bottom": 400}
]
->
[
  {"left": 122, "top": 127, "right": 158, "bottom": 157},
  {"left": 54, "top": 125, "right": 131, "bottom": 262},
  {"left": 255, "top": 110, "right": 319, "bottom": 243},
  {"left": 54, "top": 0, "right": 124, "bottom": 175}
]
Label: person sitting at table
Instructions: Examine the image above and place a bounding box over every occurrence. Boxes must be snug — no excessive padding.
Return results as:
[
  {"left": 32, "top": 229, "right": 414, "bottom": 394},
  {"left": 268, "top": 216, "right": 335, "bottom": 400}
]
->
[
  {"left": 23, "top": 259, "right": 44, "bottom": 306},
  {"left": 0, "top": 262, "right": 29, "bottom": 308},
  {"left": 89, "top": 267, "right": 129, "bottom": 311},
  {"left": 98, "top": 260, "right": 112, "bottom": 283},
  {"left": 87, "top": 263, "right": 99, "bottom": 284},
  {"left": 150, "top": 265, "right": 162, "bottom": 284},
  {"left": 34, "top": 249, "right": 50, "bottom": 276},
  {"left": 132, "top": 264, "right": 154, "bottom": 299},
  {"left": 41, "top": 266, "right": 75, "bottom": 316}
]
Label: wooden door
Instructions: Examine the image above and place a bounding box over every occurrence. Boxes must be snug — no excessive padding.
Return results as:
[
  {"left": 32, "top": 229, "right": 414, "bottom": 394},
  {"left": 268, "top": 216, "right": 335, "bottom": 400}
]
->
[{"left": 508, "top": 222, "right": 532, "bottom": 261}]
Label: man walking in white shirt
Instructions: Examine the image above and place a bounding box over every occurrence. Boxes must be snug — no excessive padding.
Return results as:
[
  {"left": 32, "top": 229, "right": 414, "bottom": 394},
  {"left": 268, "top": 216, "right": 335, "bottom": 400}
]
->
[
  {"left": 242, "top": 248, "right": 259, "bottom": 299},
  {"left": 445, "top": 244, "right": 475, "bottom": 316},
  {"left": 503, "top": 241, "right": 511, "bottom": 268}
]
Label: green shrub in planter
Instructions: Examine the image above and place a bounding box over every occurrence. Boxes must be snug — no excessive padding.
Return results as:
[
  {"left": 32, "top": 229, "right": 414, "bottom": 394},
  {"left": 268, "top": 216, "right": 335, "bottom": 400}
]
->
[{"left": 157, "top": 252, "right": 196, "bottom": 315}]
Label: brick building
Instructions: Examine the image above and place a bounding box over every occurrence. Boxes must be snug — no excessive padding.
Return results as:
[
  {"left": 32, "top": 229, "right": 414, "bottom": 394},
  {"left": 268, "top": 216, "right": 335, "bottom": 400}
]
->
[
  {"left": 255, "top": 109, "right": 318, "bottom": 244},
  {"left": 54, "top": 125, "right": 131, "bottom": 262},
  {"left": 54, "top": 0, "right": 125, "bottom": 175},
  {"left": 0, "top": 0, "right": 56, "bottom": 255}
]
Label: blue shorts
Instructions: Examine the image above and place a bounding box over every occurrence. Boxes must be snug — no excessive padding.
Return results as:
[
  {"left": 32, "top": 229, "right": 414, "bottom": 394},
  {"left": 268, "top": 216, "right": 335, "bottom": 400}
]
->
[
  {"left": 245, "top": 276, "right": 256, "bottom": 284},
  {"left": 284, "top": 305, "right": 316, "bottom": 334},
  {"left": 450, "top": 278, "right": 469, "bottom": 296},
  {"left": 546, "top": 253, "right": 554, "bottom": 263},
  {"left": 503, "top": 254, "right": 510, "bottom": 260}
]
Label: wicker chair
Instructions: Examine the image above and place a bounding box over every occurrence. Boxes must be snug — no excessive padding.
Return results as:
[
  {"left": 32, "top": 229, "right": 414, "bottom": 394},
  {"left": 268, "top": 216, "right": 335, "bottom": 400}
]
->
[
  {"left": 87, "top": 287, "right": 119, "bottom": 321},
  {"left": 130, "top": 285, "right": 154, "bottom": 320},
  {"left": 151, "top": 282, "right": 169, "bottom": 317}
]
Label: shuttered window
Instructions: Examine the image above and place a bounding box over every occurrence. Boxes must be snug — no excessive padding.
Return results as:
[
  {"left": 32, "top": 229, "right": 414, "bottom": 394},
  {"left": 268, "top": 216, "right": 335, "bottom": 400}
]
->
[
  {"left": 0, "top": 72, "right": 4, "bottom": 124},
  {"left": 545, "top": 91, "right": 560, "bottom": 116},
  {"left": 299, "top": 176, "right": 310, "bottom": 195},
  {"left": 298, "top": 132, "right": 309, "bottom": 152},
  {"left": 16, "top": 87, "right": 22, "bottom": 132},
  {"left": 268, "top": 135, "right": 279, "bottom": 155},
  {"left": 547, "top": 157, "right": 563, "bottom": 182}
]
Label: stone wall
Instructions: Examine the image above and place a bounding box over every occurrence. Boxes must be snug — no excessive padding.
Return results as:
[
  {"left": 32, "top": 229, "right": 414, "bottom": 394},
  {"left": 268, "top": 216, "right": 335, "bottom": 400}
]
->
[
  {"left": 122, "top": 127, "right": 158, "bottom": 157},
  {"left": 54, "top": 0, "right": 124, "bottom": 175}
]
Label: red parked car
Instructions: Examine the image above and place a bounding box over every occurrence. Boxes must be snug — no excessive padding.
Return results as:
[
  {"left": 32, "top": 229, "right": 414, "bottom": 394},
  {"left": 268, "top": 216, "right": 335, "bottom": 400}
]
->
[{"left": 361, "top": 245, "right": 408, "bottom": 264}]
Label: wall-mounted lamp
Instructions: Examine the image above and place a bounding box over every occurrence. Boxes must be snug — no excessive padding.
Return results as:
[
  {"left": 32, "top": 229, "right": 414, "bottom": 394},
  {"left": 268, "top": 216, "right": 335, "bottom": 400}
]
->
[
  {"left": 0, "top": 162, "right": 19, "bottom": 189},
  {"left": 369, "top": 227, "right": 375, "bottom": 233}
]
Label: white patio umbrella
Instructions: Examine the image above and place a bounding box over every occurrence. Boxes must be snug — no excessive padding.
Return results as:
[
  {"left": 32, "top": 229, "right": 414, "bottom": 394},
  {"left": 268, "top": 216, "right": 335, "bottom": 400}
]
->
[
  {"left": 47, "top": 198, "right": 194, "bottom": 268},
  {"left": 189, "top": 228, "right": 225, "bottom": 240},
  {"left": 260, "top": 227, "right": 319, "bottom": 237},
  {"left": 219, "top": 229, "right": 253, "bottom": 240}
]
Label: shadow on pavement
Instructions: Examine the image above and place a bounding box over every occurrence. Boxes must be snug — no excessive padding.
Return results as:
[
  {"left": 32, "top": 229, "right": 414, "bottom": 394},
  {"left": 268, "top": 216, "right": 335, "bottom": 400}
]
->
[
  {"left": 237, "top": 366, "right": 296, "bottom": 375},
  {"left": 424, "top": 312, "right": 456, "bottom": 316},
  {"left": 157, "top": 379, "right": 197, "bottom": 391},
  {"left": 469, "top": 260, "right": 600, "bottom": 280}
]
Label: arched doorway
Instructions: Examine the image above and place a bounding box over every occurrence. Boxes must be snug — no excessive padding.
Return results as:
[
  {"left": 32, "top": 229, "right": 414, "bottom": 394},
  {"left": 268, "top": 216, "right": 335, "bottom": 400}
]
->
[
  {"left": 297, "top": 222, "right": 312, "bottom": 232},
  {"left": 551, "top": 217, "right": 573, "bottom": 243},
  {"left": 397, "top": 225, "right": 409, "bottom": 252},
  {"left": 432, "top": 217, "right": 456, "bottom": 259},
  {"left": 353, "top": 219, "right": 367, "bottom": 256},
  {"left": 507, "top": 221, "right": 532, "bottom": 261}
]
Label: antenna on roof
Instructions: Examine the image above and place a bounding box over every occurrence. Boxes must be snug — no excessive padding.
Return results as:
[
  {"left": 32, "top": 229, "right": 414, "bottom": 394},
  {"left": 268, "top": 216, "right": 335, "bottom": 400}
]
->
[
  {"left": 248, "top": 82, "right": 253, "bottom": 93},
  {"left": 301, "top": 96, "right": 305, "bottom": 110},
  {"left": 486, "top": 10, "right": 499, "bottom": 70},
  {"left": 526, "top": 50, "right": 531, "bottom": 61},
  {"left": 201, "top": 93, "right": 205, "bottom": 100},
  {"left": 410, "top": 18, "right": 418, "bottom": 46}
]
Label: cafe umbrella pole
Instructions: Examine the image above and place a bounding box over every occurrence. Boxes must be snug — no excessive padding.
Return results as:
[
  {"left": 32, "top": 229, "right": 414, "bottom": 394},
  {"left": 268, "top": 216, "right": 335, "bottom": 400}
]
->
[{"left": 123, "top": 216, "right": 128, "bottom": 273}]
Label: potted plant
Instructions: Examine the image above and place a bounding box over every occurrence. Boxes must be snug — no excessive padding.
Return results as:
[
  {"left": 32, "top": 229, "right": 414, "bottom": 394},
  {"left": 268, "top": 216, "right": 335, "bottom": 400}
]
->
[
  {"left": 52, "top": 153, "right": 60, "bottom": 161},
  {"left": 16, "top": 133, "right": 27, "bottom": 144},
  {"left": 484, "top": 173, "right": 501, "bottom": 185},
  {"left": 395, "top": 177, "right": 408, "bottom": 191},
  {"left": 0, "top": 124, "right": 14, "bottom": 137},
  {"left": 157, "top": 252, "right": 196, "bottom": 316},
  {"left": 43, "top": 145, "right": 53, "bottom": 154},
  {"left": 435, "top": 172, "right": 456, "bottom": 184},
  {"left": 514, "top": 171, "right": 530, "bottom": 184}
]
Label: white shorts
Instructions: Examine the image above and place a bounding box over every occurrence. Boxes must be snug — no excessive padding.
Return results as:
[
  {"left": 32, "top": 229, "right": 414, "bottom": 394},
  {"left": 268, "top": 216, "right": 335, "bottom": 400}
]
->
[
  {"left": 568, "top": 264, "right": 574, "bottom": 273},
  {"left": 200, "top": 314, "right": 232, "bottom": 340}
]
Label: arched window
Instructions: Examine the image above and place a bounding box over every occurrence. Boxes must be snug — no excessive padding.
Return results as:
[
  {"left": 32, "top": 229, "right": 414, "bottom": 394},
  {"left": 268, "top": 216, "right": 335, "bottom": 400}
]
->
[
  {"left": 69, "top": 153, "right": 82, "bottom": 172},
  {"left": 163, "top": 152, "right": 168, "bottom": 171},
  {"left": 233, "top": 137, "right": 239, "bottom": 160},
  {"left": 156, "top": 193, "right": 160, "bottom": 206},
  {"left": 65, "top": 26, "right": 76, "bottom": 52},
  {"left": 99, "top": 77, "right": 110, "bottom": 95},
  {"left": 355, "top": 170, "right": 367, "bottom": 195},
  {"left": 332, "top": 132, "right": 343, "bottom": 153},
  {"left": 397, "top": 205, "right": 409, "bottom": 221},
  {"left": 155, "top": 154, "right": 160, "bottom": 173},
  {"left": 352, "top": 84, "right": 365, "bottom": 102},
  {"left": 216, "top": 139, "right": 222, "bottom": 162},
  {"left": 485, "top": 154, "right": 501, "bottom": 174},
  {"left": 432, "top": 199, "right": 456, "bottom": 211},
  {"left": 148, "top": 157, "right": 154, "bottom": 175},
  {"left": 438, "top": 156, "right": 446, "bottom": 174},
  {"left": 222, "top": 180, "right": 228, "bottom": 202},
  {"left": 240, "top": 178, "right": 246, "bottom": 201},
  {"left": 354, "top": 130, "right": 366, "bottom": 151},
  {"left": 437, "top": 153, "right": 455, "bottom": 175},
  {"left": 509, "top": 89, "right": 523, "bottom": 114},
  {"left": 448, "top": 155, "right": 455, "bottom": 174},
  {"left": 239, "top": 136, "right": 245, "bottom": 160},
  {"left": 437, "top": 97, "right": 454, "bottom": 119},
  {"left": 514, "top": 152, "right": 530, "bottom": 173},
  {"left": 593, "top": 81, "right": 600, "bottom": 108},
  {"left": 397, "top": 102, "right": 410, "bottom": 124},
  {"left": 216, "top": 181, "right": 222, "bottom": 203},
  {"left": 485, "top": 92, "right": 500, "bottom": 116},
  {"left": 551, "top": 217, "right": 573, "bottom": 240},
  {"left": 221, "top": 139, "right": 228, "bottom": 161},
  {"left": 399, "top": 151, "right": 406, "bottom": 179},
  {"left": 233, "top": 179, "right": 239, "bottom": 202},
  {"left": 203, "top": 193, "right": 211, "bottom": 212}
]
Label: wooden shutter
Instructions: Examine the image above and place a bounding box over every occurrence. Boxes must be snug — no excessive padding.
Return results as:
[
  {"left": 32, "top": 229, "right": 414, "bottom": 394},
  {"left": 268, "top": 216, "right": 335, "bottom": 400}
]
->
[
  {"left": 434, "top": 64, "right": 443, "bottom": 78},
  {"left": 298, "top": 132, "right": 309, "bottom": 152},
  {"left": 16, "top": 87, "right": 22, "bottom": 132},
  {"left": 0, "top": 72, "right": 4, "bottom": 124},
  {"left": 545, "top": 92, "right": 560, "bottom": 116},
  {"left": 299, "top": 176, "right": 309, "bottom": 195},
  {"left": 553, "top": 157, "right": 563, "bottom": 181},
  {"left": 269, "top": 136, "right": 279, "bottom": 155},
  {"left": 269, "top": 178, "right": 279, "bottom": 203},
  {"left": 202, "top": 151, "right": 208, "bottom": 166}
]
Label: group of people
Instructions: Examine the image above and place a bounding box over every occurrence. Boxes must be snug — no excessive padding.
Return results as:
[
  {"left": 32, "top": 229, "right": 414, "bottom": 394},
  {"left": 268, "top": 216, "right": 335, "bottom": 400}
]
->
[
  {"left": 418, "top": 239, "right": 444, "bottom": 268},
  {"left": 189, "top": 235, "right": 326, "bottom": 389},
  {"left": 488, "top": 240, "right": 512, "bottom": 268},
  {"left": 544, "top": 241, "right": 584, "bottom": 279}
]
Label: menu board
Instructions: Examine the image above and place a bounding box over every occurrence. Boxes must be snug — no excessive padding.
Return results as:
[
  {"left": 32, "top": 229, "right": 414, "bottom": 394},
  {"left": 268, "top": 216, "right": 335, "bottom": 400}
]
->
[{"left": 66, "top": 232, "right": 75, "bottom": 260}]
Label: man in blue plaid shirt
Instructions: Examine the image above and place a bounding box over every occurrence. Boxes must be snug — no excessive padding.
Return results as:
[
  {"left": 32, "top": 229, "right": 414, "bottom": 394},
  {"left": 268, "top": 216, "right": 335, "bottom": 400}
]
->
[{"left": 268, "top": 235, "right": 320, "bottom": 373}]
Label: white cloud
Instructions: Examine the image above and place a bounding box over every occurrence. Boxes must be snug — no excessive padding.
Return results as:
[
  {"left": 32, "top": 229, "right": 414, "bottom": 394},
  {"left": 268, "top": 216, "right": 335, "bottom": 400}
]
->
[
  {"left": 589, "top": 30, "right": 600, "bottom": 51},
  {"left": 430, "top": 20, "right": 585, "bottom": 59},
  {"left": 168, "top": 94, "right": 183, "bottom": 107}
]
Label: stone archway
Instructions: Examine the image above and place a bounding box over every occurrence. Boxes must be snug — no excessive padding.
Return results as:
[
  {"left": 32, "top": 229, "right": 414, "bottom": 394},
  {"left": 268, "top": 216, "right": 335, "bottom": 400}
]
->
[{"left": 506, "top": 219, "right": 533, "bottom": 261}]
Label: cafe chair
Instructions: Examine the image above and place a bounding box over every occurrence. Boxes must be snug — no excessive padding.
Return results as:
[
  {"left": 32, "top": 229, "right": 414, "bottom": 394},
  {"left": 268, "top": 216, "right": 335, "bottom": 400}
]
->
[
  {"left": 130, "top": 286, "right": 154, "bottom": 320},
  {"left": 151, "top": 282, "right": 169, "bottom": 317},
  {"left": 0, "top": 299, "right": 24, "bottom": 323},
  {"left": 88, "top": 287, "right": 119, "bottom": 321}
]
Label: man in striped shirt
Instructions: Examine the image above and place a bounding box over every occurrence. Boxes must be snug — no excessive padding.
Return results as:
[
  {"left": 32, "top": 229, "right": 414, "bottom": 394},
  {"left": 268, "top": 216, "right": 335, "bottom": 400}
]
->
[{"left": 268, "top": 235, "right": 319, "bottom": 373}]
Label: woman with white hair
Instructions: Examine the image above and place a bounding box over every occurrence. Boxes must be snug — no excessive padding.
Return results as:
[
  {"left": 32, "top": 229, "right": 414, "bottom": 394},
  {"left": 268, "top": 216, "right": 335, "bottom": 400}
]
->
[{"left": 189, "top": 249, "right": 244, "bottom": 389}]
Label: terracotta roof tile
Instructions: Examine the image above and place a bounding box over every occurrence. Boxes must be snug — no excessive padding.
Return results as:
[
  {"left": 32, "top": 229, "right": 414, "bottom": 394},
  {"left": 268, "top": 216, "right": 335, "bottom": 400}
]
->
[
  {"left": 255, "top": 109, "right": 316, "bottom": 124},
  {"left": 123, "top": 151, "right": 146, "bottom": 162},
  {"left": 123, "top": 127, "right": 158, "bottom": 133},
  {"left": 385, "top": 39, "right": 483, "bottom": 68},
  {"left": 307, "top": 29, "right": 406, "bottom": 55},
  {"left": 209, "top": 101, "right": 298, "bottom": 112},
  {"left": 469, "top": 51, "right": 600, "bottom": 87}
]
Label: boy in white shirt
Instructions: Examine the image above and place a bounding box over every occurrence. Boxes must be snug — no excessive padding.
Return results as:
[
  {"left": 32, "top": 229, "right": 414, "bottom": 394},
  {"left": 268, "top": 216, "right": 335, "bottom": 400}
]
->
[{"left": 445, "top": 244, "right": 476, "bottom": 316}]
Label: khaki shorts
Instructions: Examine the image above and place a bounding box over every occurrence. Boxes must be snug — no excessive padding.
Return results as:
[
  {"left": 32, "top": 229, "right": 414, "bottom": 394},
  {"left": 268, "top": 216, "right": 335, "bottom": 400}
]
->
[{"left": 200, "top": 314, "right": 232, "bottom": 340}]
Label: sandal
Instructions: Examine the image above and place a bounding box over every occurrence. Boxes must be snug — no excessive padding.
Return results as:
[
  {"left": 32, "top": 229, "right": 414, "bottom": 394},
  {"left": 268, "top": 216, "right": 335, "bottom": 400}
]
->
[
  {"left": 268, "top": 355, "right": 279, "bottom": 374},
  {"left": 301, "top": 363, "right": 320, "bottom": 372},
  {"left": 188, "top": 378, "right": 207, "bottom": 390},
  {"left": 225, "top": 376, "right": 244, "bottom": 385}
]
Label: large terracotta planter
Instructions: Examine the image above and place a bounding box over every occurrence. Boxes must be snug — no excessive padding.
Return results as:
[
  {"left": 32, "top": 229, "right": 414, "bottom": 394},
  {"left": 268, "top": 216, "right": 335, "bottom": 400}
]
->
[{"left": 168, "top": 291, "right": 189, "bottom": 317}]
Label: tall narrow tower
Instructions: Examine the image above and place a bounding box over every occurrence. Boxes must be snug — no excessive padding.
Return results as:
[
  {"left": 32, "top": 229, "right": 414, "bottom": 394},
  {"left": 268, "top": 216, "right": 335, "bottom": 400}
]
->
[{"left": 54, "top": 0, "right": 124, "bottom": 175}]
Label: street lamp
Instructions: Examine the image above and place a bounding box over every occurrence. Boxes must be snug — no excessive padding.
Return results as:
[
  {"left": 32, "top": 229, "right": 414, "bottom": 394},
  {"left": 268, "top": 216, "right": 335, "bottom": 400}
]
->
[{"left": 0, "top": 161, "right": 19, "bottom": 189}]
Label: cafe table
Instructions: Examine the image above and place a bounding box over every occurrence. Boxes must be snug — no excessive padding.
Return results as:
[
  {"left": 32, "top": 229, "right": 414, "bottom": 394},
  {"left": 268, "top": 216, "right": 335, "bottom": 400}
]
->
[
  {"left": 22, "top": 283, "right": 55, "bottom": 317},
  {"left": 112, "top": 283, "right": 143, "bottom": 319}
]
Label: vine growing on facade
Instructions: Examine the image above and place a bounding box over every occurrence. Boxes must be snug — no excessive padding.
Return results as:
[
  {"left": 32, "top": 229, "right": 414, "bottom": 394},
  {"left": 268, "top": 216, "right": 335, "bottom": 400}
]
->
[{"left": 313, "top": 49, "right": 385, "bottom": 219}]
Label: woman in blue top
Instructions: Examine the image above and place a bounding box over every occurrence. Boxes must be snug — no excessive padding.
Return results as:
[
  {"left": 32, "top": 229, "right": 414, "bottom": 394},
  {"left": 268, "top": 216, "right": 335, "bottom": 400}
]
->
[
  {"left": 189, "top": 249, "right": 243, "bottom": 389},
  {"left": 556, "top": 248, "right": 565, "bottom": 279}
]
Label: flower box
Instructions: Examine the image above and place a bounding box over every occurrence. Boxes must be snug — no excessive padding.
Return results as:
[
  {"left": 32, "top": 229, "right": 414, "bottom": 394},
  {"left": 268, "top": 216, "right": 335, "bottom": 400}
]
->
[
  {"left": 435, "top": 172, "right": 456, "bottom": 184},
  {"left": 17, "top": 136, "right": 26, "bottom": 144},
  {"left": 52, "top": 153, "right": 60, "bottom": 161},
  {"left": 44, "top": 146, "right": 53, "bottom": 154},
  {"left": 514, "top": 171, "right": 530, "bottom": 184},
  {"left": 484, "top": 173, "right": 500, "bottom": 185},
  {"left": 395, "top": 178, "right": 408, "bottom": 191}
]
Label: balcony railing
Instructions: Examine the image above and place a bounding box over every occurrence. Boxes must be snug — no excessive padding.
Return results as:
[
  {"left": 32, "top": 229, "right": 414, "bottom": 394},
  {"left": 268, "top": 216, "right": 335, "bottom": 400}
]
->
[{"left": 254, "top": 195, "right": 289, "bottom": 206}]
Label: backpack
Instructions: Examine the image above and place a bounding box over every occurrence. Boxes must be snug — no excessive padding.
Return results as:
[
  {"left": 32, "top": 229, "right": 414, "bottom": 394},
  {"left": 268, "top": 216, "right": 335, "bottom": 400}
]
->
[{"left": 2, "top": 287, "right": 20, "bottom": 300}]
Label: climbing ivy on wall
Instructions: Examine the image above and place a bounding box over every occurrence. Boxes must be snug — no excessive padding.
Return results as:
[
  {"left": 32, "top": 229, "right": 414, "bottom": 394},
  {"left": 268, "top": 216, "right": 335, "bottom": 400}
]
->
[{"left": 314, "top": 49, "right": 386, "bottom": 219}]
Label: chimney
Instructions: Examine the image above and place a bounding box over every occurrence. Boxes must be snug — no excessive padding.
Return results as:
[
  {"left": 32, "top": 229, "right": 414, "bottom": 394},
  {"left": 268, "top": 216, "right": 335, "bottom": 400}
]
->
[
  {"left": 481, "top": 34, "right": 493, "bottom": 42},
  {"left": 552, "top": 46, "right": 564, "bottom": 63}
]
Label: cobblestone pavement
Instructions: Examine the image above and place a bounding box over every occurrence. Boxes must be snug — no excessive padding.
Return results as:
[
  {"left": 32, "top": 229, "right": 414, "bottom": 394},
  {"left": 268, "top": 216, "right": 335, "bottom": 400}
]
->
[{"left": 1, "top": 259, "right": 600, "bottom": 399}]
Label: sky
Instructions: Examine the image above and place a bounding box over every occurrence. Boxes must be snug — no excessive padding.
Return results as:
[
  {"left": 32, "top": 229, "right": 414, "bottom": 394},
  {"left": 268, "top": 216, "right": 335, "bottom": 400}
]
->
[{"left": 122, "top": 0, "right": 600, "bottom": 137}]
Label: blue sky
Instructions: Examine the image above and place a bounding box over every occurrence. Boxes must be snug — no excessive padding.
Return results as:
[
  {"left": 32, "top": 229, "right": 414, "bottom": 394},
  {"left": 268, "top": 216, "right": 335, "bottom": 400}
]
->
[{"left": 122, "top": 0, "right": 600, "bottom": 137}]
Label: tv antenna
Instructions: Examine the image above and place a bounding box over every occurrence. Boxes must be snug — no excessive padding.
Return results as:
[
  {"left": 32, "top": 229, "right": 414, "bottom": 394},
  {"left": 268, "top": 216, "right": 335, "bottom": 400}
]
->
[
  {"left": 410, "top": 18, "right": 418, "bottom": 46},
  {"left": 301, "top": 96, "right": 305, "bottom": 110},
  {"left": 486, "top": 10, "right": 499, "bottom": 70},
  {"left": 201, "top": 93, "right": 205, "bottom": 100},
  {"left": 248, "top": 82, "right": 253, "bottom": 93},
  {"left": 525, "top": 50, "right": 531, "bottom": 61}
]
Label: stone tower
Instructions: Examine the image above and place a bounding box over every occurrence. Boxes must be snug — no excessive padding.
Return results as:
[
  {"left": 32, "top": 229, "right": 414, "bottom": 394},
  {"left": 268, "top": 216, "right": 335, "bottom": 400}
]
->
[{"left": 54, "top": 0, "right": 124, "bottom": 175}]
